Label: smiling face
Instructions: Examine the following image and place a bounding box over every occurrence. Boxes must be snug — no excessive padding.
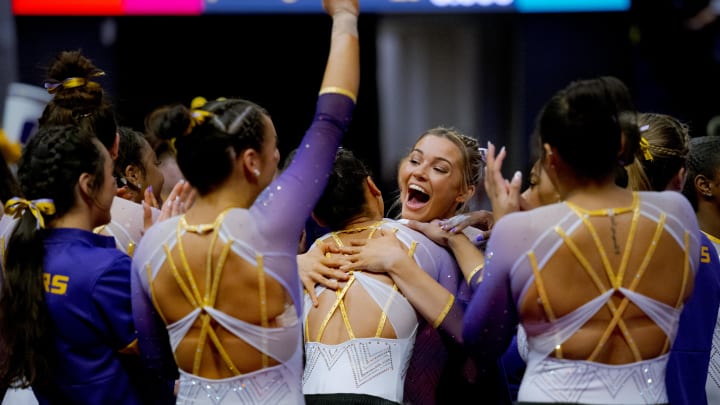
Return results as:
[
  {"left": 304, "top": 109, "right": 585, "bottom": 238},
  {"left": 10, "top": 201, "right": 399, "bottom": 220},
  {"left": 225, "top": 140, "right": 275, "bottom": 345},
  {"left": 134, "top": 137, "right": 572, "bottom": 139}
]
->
[{"left": 398, "top": 134, "right": 468, "bottom": 222}]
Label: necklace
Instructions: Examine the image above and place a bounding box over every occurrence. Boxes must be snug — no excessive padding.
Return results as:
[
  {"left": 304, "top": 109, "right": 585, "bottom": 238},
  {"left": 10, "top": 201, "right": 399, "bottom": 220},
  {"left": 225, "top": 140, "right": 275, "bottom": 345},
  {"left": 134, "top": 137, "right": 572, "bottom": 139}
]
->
[
  {"left": 565, "top": 192, "right": 639, "bottom": 256},
  {"left": 332, "top": 220, "right": 385, "bottom": 235}
]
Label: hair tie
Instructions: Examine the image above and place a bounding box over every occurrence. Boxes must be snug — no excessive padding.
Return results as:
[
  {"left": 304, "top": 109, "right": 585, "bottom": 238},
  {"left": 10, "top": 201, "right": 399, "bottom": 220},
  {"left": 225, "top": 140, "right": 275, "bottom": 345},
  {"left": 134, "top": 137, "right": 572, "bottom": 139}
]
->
[
  {"left": 639, "top": 137, "right": 653, "bottom": 161},
  {"left": 182, "top": 96, "right": 214, "bottom": 135},
  {"left": 4, "top": 197, "right": 56, "bottom": 229},
  {"left": 44, "top": 70, "right": 106, "bottom": 94}
]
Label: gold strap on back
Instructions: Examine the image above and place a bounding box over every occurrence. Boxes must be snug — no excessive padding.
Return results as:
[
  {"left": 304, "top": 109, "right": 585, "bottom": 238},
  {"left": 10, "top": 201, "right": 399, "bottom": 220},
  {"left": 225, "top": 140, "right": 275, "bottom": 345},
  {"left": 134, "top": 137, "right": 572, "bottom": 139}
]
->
[
  {"left": 314, "top": 276, "right": 357, "bottom": 341},
  {"left": 528, "top": 251, "right": 562, "bottom": 357},
  {"left": 564, "top": 193, "right": 640, "bottom": 286},
  {"left": 587, "top": 213, "right": 664, "bottom": 362},
  {"left": 256, "top": 253, "right": 269, "bottom": 368},
  {"left": 309, "top": 221, "right": 406, "bottom": 342},
  {"left": 146, "top": 264, "right": 169, "bottom": 324},
  {"left": 153, "top": 211, "right": 244, "bottom": 376},
  {"left": 556, "top": 226, "right": 639, "bottom": 360},
  {"left": 553, "top": 194, "right": 670, "bottom": 362}
]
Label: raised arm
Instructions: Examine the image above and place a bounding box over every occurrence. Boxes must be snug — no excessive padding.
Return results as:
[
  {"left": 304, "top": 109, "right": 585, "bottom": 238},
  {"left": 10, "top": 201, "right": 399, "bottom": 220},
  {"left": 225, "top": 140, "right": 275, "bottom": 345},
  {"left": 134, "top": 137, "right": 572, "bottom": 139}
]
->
[
  {"left": 254, "top": 0, "right": 360, "bottom": 250},
  {"left": 320, "top": 0, "right": 360, "bottom": 99}
]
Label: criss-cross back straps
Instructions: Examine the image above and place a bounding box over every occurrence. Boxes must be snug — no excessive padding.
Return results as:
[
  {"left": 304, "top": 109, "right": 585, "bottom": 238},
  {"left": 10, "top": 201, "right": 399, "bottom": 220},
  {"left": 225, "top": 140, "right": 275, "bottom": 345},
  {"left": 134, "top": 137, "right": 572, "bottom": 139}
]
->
[
  {"left": 149, "top": 211, "right": 272, "bottom": 376},
  {"left": 307, "top": 224, "right": 411, "bottom": 343},
  {"left": 554, "top": 202, "right": 679, "bottom": 362}
]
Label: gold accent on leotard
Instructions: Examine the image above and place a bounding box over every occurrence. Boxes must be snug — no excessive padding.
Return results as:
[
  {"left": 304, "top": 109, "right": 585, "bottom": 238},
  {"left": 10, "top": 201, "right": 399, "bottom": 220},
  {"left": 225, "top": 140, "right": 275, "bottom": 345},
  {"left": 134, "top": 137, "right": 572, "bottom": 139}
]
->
[
  {"left": 533, "top": 192, "right": 690, "bottom": 362},
  {"left": 527, "top": 251, "right": 562, "bottom": 358},
  {"left": 306, "top": 221, "right": 411, "bottom": 343},
  {"left": 148, "top": 209, "right": 273, "bottom": 377}
]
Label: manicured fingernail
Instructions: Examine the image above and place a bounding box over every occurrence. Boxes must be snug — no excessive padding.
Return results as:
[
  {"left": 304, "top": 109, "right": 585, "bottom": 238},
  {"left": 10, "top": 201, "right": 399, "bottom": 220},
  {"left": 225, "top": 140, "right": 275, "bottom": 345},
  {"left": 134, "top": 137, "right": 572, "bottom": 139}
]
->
[
  {"left": 450, "top": 227, "right": 457, "bottom": 233},
  {"left": 148, "top": 185, "right": 153, "bottom": 193},
  {"left": 476, "top": 234, "right": 484, "bottom": 242}
]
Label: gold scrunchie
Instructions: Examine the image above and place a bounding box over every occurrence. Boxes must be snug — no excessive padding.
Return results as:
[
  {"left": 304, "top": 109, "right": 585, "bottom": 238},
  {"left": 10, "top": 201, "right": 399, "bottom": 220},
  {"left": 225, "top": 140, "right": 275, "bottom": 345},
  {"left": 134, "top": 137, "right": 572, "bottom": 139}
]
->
[
  {"left": 183, "top": 96, "right": 214, "bottom": 135},
  {"left": 4, "top": 197, "right": 56, "bottom": 229},
  {"left": 639, "top": 137, "right": 653, "bottom": 161},
  {"left": 44, "top": 70, "right": 106, "bottom": 94}
]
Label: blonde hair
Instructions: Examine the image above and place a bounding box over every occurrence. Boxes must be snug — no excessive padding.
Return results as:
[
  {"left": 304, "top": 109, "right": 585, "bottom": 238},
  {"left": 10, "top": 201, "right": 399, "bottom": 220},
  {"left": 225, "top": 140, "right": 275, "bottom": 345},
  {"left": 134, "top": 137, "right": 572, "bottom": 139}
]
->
[{"left": 625, "top": 113, "right": 689, "bottom": 192}]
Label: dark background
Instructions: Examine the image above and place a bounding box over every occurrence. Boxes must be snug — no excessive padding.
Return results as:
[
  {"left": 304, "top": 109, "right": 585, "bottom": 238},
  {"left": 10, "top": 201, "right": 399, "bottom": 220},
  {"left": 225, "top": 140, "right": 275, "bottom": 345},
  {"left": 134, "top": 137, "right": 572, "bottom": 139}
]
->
[{"left": 7, "top": 1, "right": 720, "bottom": 196}]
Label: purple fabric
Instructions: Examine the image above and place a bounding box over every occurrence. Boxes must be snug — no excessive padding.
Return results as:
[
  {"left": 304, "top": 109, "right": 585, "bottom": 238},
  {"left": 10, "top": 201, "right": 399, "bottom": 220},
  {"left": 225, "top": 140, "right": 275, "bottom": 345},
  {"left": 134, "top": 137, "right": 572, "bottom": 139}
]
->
[
  {"left": 131, "top": 93, "right": 355, "bottom": 381},
  {"left": 666, "top": 232, "right": 720, "bottom": 405},
  {"left": 35, "top": 228, "right": 144, "bottom": 405}
]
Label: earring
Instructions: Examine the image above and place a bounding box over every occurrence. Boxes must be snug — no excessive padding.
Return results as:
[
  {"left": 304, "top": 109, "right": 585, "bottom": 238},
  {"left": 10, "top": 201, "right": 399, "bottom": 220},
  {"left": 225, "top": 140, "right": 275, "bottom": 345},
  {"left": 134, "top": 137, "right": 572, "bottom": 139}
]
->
[
  {"left": 704, "top": 192, "right": 713, "bottom": 198},
  {"left": 254, "top": 169, "right": 261, "bottom": 177}
]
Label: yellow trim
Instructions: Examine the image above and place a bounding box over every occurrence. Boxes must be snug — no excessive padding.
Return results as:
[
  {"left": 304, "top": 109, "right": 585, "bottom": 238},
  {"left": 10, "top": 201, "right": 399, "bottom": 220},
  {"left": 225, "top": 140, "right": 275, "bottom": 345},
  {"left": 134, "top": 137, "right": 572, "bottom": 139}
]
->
[
  {"left": 433, "top": 294, "right": 455, "bottom": 329},
  {"left": 564, "top": 192, "right": 638, "bottom": 217},
  {"left": 146, "top": 264, "right": 169, "bottom": 325},
  {"left": 376, "top": 284, "right": 399, "bottom": 337},
  {"left": 467, "top": 262, "right": 485, "bottom": 286},
  {"left": 319, "top": 86, "right": 357, "bottom": 103},
  {"left": 257, "top": 254, "right": 269, "bottom": 369},
  {"left": 703, "top": 231, "right": 720, "bottom": 245},
  {"left": 118, "top": 338, "right": 139, "bottom": 355}
]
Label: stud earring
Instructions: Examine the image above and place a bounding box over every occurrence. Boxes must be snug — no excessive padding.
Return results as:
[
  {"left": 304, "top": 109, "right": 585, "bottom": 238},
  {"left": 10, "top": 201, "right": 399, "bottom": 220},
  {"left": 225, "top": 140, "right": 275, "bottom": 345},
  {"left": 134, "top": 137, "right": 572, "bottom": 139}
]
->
[
  {"left": 254, "top": 169, "right": 261, "bottom": 177},
  {"left": 704, "top": 192, "right": 713, "bottom": 198}
]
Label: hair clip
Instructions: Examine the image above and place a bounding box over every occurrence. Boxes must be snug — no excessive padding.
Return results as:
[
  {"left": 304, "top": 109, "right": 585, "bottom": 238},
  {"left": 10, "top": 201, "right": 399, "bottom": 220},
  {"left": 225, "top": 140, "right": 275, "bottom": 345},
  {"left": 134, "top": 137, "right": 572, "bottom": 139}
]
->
[{"left": 639, "top": 137, "right": 653, "bottom": 161}]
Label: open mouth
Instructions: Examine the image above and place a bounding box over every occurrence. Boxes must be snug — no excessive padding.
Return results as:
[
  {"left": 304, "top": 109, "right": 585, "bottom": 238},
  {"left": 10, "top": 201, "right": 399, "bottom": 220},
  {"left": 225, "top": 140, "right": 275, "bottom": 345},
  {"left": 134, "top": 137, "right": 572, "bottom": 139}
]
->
[{"left": 406, "top": 184, "right": 430, "bottom": 208}]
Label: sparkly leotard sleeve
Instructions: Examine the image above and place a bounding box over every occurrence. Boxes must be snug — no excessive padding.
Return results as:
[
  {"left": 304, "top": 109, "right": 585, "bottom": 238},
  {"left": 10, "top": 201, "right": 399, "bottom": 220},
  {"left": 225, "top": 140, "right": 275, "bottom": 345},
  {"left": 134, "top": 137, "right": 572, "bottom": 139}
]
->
[
  {"left": 463, "top": 191, "right": 700, "bottom": 404},
  {"left": 131, "top": 93, "right": 355, "bottom": 404}
]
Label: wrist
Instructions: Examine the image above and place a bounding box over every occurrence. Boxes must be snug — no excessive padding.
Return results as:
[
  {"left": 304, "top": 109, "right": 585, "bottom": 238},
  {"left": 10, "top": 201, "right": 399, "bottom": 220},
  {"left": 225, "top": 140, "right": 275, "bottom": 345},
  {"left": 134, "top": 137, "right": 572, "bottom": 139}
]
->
[
  {"left": 332, "top": 11, "right": 358, "bottom": 38},
  {"left": 447, "top": 232, "right": 471, "bottom": 250},
  {"left": 388, "top": 254, "right": 418, "bottom": 278}
]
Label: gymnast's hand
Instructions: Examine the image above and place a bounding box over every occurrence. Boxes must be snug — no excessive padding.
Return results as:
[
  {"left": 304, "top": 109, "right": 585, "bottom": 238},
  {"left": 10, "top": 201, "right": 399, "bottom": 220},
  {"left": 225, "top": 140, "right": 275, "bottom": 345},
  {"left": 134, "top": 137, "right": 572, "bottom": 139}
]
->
[
  {"left": 142, "top": 180, "right": 197, "bottom": 233},
  {"left": 299, "top": 242, "right": 352, "bottom": 307},
  {"left": 484, "top": 142, "right": 522, "bottom": 222},
  {"left": 340, "top": 229, "right": 411, "bottom": 276}
]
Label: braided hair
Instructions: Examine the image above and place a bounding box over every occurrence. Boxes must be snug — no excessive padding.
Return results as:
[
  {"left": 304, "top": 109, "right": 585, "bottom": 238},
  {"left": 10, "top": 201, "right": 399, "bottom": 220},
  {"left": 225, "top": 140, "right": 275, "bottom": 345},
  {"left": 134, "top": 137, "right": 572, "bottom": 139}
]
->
[
  {"left": 625, "top": 113, "right": 689, "bottom": 192},
  {"left": 152, "top": 98, "right": 269, "bottom": 195},
  {"left": 0, "top": 125, "right": 105, "bottom": 393}
]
